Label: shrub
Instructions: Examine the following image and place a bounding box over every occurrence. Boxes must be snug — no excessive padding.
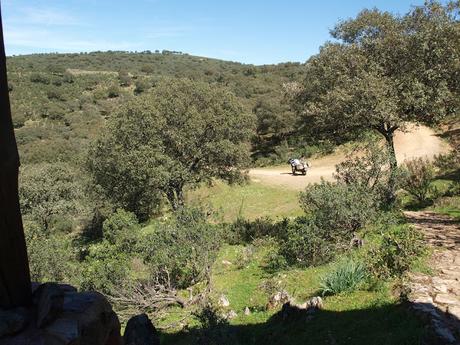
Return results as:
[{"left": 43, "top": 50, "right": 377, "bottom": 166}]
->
[
  {"left": 320, "top": 258, "right": 367, "bottom": 296},
  {"left": 279, "top": 218, "right": 334, "bottom": 267},
  {"left": 30, "top": 72, "right": 50, "bottom": 84},
  {"left": 227, "top": 217, "right": 287, "bottom": 244},
  {"left": 365, "top": 225, "right": 426, "bottom": 278},
  {"left": 138, "top": 208, "right": 222, "bottom": 288},
  {"left": 299, "top": 181, "right": 378, "bottom": 241},
  {"left": 102, "top": 208, "right": 139, "bottom": 244},
  {"left": 107, "top": 84, "right": 120, "bottom": 98},
  {"left": 402, "top": 158, "right": 436, "bottom": 203},
  {"left": 79, "top": 241, "right": 130, "bottom": 294},
  {"left": 25, "top": 221, "right": 76, "bottom": 283},
  {"left": 47, "top": 88, "right": 65, "bottom": 101},
  {"left": 19, "top": 163, "right": 87, "bottom": 231},
  {"left": 335, "top": 142, "right": 390, "bottom": 198},
  {"left": 134, "top": 79, "right": 151, "bottom": 94}
]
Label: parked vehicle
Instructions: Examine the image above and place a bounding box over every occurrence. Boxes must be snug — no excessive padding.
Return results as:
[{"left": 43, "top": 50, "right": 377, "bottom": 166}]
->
[{"left": 288, "top": 158, "right": 308, "bottom": 175}]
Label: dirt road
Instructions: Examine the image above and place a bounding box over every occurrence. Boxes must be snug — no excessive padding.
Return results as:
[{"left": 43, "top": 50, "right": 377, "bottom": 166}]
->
[{"left": 249, "top": 125, "right": 451, "bottom": 190}]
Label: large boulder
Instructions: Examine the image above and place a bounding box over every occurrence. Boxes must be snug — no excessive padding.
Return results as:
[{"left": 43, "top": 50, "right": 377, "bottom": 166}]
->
[
  {"left": 0, "top": 308, "right": 29, "bottom": 338},
  {"left": 124, "top": 313, "right": 160, "bottom": 345},
  {"left": 0, "top": 283, "right": 123, "bottom": 345}
]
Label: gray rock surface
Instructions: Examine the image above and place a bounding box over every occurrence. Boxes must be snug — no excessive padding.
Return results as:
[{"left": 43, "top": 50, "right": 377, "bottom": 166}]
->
[{"left": 0, "top": 283, "right": 122, "bottom": 345}]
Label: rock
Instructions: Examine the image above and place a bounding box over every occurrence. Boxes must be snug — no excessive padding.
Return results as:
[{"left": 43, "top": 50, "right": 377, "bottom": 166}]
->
[
  {"left": 218, "top": 294, "right": 230, "bottom": 307},
  {"left": 308, "top": 296, "right": 324, "bottom": 310},
  {"left": 432, "top": 319, "right": 456, "bottom": 344},
  {"left": 222, "top": 260, "right": 232, "bottom": 266},
  {"left": 447, "top": 305, "right": 460, "bottom": 319},
  {"left": 43, "top": 318, "right": 79, "bottom": 344},
  {"left": 65, "top": 291, "right": 122, "bottom": 345},
  {"left": 124, "top": 314, "right": 160, "bottom": 345},
  {"left": 413, "top": 295, "right": 433, "bottom": 304},
  {"left": 244, "top": 307, "right": 251, "bottom": 316},
  {"left": 0, "top": 307, "right": 29, "bottom": 338},
  {"left": 34, "top": 283, "right": 65, "bottom": 328},
  {"left": 226, "top": 310, "right": 238, "bottom": 320},
  {"left": 280, "top": 301, "right": 308, "bottom": 320},
  {"left": 434, "top": 294, "right": 460, "bottom": 305},
  {"left": 266, "top": 290, "right": 290, "bottom": 310},
  {"left": 0, "top": 284, "right": 122, "bottom": 345}
]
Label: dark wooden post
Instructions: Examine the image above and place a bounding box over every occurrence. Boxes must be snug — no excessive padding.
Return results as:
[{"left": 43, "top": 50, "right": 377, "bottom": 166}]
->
[{"left": 0, "top": 4, "right": 32, "bottom": 308}]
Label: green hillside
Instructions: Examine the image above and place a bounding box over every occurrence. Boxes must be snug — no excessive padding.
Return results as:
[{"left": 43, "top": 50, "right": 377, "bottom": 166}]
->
[{"left": 7, "top": 51, "right": 305, "bottom": 165}]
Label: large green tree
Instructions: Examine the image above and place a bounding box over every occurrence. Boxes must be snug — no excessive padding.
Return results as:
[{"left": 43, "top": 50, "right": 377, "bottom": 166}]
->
[
  {"left": 19, "top": 163, "right": 85, "bottom": 230},
  {"left": 87, "top": 78, "right": 254, "bottom": 218},
  {"left": 294, "top": 1, "right": 459, "bottom": 200}
]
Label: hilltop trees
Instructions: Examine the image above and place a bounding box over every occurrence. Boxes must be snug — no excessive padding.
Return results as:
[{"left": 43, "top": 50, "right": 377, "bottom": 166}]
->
[
  {"left": 87, "top": 79, "right": 254, "bottom": 218},
  {"left": 293, "top": 1, "right": 460, "bottom": 201}
]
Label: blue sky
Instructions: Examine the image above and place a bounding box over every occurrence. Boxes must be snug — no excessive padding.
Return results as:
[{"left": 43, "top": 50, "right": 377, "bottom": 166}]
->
[{"left": 2, "top": 0, "right": 425, "bottom": 65}]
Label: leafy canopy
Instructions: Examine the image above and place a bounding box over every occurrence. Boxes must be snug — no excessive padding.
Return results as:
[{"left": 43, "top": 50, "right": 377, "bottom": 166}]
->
[{"left": 88, "top": 78, "right": 255, "bottom": 218}]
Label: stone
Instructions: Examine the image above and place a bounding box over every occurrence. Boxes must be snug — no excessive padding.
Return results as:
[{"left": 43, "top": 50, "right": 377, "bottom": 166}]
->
[
  {"left": 432, "top": 319, "right": 456, "bottom": 344},
  {"left": 446, "top": 305, "right": 460, "bottom": 319},
  {"left": 222, "top": 260, "right": 232, "bottom": 266},
  {"left": 43, "top": 318, "right": 79, "bottom": 344},
  {"left": 413, "top": 295, "right": 433, "bottom": 304},
  {"left": 68, "top": 291, "right": 122, "bottom": 345},
  {"left": 34, "top": 283, "right": 65, "bottom": 328},
  {"left": 434, "top": 294, "right": 460, "bottom": 305},
  {"left": 308, "top": 296, "right": 324, "bottom": 310},
  {"left": 0, "top": 284, "right": 122, "bottom": 345},
  {"left": 266, "top": 290, "right": 290, "bottom": 310},
  {"left": 244, "top": 307, "right": 251, "bottom": 316},
  {"left": 0, "top": 307, "right": 29, "bottom": 338},
  {"left": 226, "top": 310, "right": 237, "bottom": 320},
  {"left": 124, "top": 314, "right": 160, "bottom": 345},
  {"left": 218, "top": 294, "right": 230, "bottom": 307}
]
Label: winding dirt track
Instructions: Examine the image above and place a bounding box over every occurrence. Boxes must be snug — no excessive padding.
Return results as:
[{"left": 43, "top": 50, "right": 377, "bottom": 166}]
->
[{"left": 249, "top": 125, "right": 451, "bottom": 190}]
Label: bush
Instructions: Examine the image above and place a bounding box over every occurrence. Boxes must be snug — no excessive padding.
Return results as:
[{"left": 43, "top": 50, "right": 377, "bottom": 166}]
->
[
  {"left": 299, "top": 181, "right": 378, "bottom": 241},
  {"left": 138, "top": 208, "right": 222, "bottom": 288},
  {"left": 79, "top": 241, "right": 130, "bottom": 294},
  {"left": 279, "top": 218, "right": 334, "bottom": 267},
  {"left": 30, "top": 72, "right": 50, "bottom": 84},
  {"left": 320, "top": 258, "right": 367, "bottom": 296},
  {"left": 107, "top": 85, "right": 120, "bottom": 98},
  {"left": 227, "top": 217, "right": 287, "bottom": 244},
  {"left": 365, "top": 225, "right": 426, "bottom": 279},
  {"left": 19, "top": 163, "right": 87, "bottom": 231},
  {"left": 402, "top": 158, "right": 436, "bottom": 203},
  {"left": 25, "top": 221, "right": 76, "bottom": 283},
  {"left": 334, "top": 142, "right": 390, "bottom": 198},
  {"left": 134, "top": 79, "right": 151, "bottom": 94},
  {"left": 103, "top": 208, "right": 139, "bottom": 244}
]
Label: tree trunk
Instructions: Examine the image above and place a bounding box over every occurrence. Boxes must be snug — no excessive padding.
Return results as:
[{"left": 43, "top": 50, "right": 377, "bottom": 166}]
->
[
  {"left": 175, "top": 185, "right": 185, "bottom": 208},
  {"left": 384, "top": 130, "right": 398, "bottom": 204},
  {"left": 0, "top": 5, "right": 32, "bottom": 308},
  {"left": 166, "top": 190, "right": 178, "bottom": 211}
]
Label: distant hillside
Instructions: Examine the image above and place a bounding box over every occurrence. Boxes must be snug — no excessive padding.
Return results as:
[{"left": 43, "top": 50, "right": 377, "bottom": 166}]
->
[{"left": 6, "top": 51, "right": 306, "bottom": 165}]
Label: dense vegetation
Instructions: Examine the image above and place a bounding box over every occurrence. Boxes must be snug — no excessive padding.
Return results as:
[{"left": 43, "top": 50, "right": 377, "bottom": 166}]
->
[{"left": 10, "top": 1, "right": 460, "bottom": 344}]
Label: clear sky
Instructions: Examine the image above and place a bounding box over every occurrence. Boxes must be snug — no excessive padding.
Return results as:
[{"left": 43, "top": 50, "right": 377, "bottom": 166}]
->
[{"left": 2, "top": 0, "right": 426, "bottom": 65}]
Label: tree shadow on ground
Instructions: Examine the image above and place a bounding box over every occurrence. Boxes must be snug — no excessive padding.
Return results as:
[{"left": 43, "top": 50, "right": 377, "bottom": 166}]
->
[{"left": 158, "top": 301, "right": 457, "bottom": 345}]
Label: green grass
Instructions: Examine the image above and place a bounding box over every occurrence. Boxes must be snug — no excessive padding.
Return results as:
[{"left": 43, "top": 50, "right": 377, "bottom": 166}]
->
[
  {"left": 186, "top": 181, "right": 303, "bottom": 221},
  {"left": 156, "top": 244, "right": 429, "bottom": 345},
  {"left": 431, "top": 195, "right": 460, "bottom": 220}
]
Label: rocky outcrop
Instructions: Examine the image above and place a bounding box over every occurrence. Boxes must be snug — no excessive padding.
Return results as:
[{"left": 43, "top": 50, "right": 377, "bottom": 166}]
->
[{"left": 0, "top": 283, "right": 122, "bottom": 345}]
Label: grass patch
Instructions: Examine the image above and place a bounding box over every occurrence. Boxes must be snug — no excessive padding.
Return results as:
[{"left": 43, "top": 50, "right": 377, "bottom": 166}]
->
[
  {"left": 156, "top": 244, "right": 428, "bottom": 345},
  {"left": 431, "top": 195, "right": 460, "bottom": 220},
  {"left": 186, "top": 180, "right": 303, "bottom": 221},
  {"left": 319, "top": 259, "right": 367, "bottom": 296}
]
